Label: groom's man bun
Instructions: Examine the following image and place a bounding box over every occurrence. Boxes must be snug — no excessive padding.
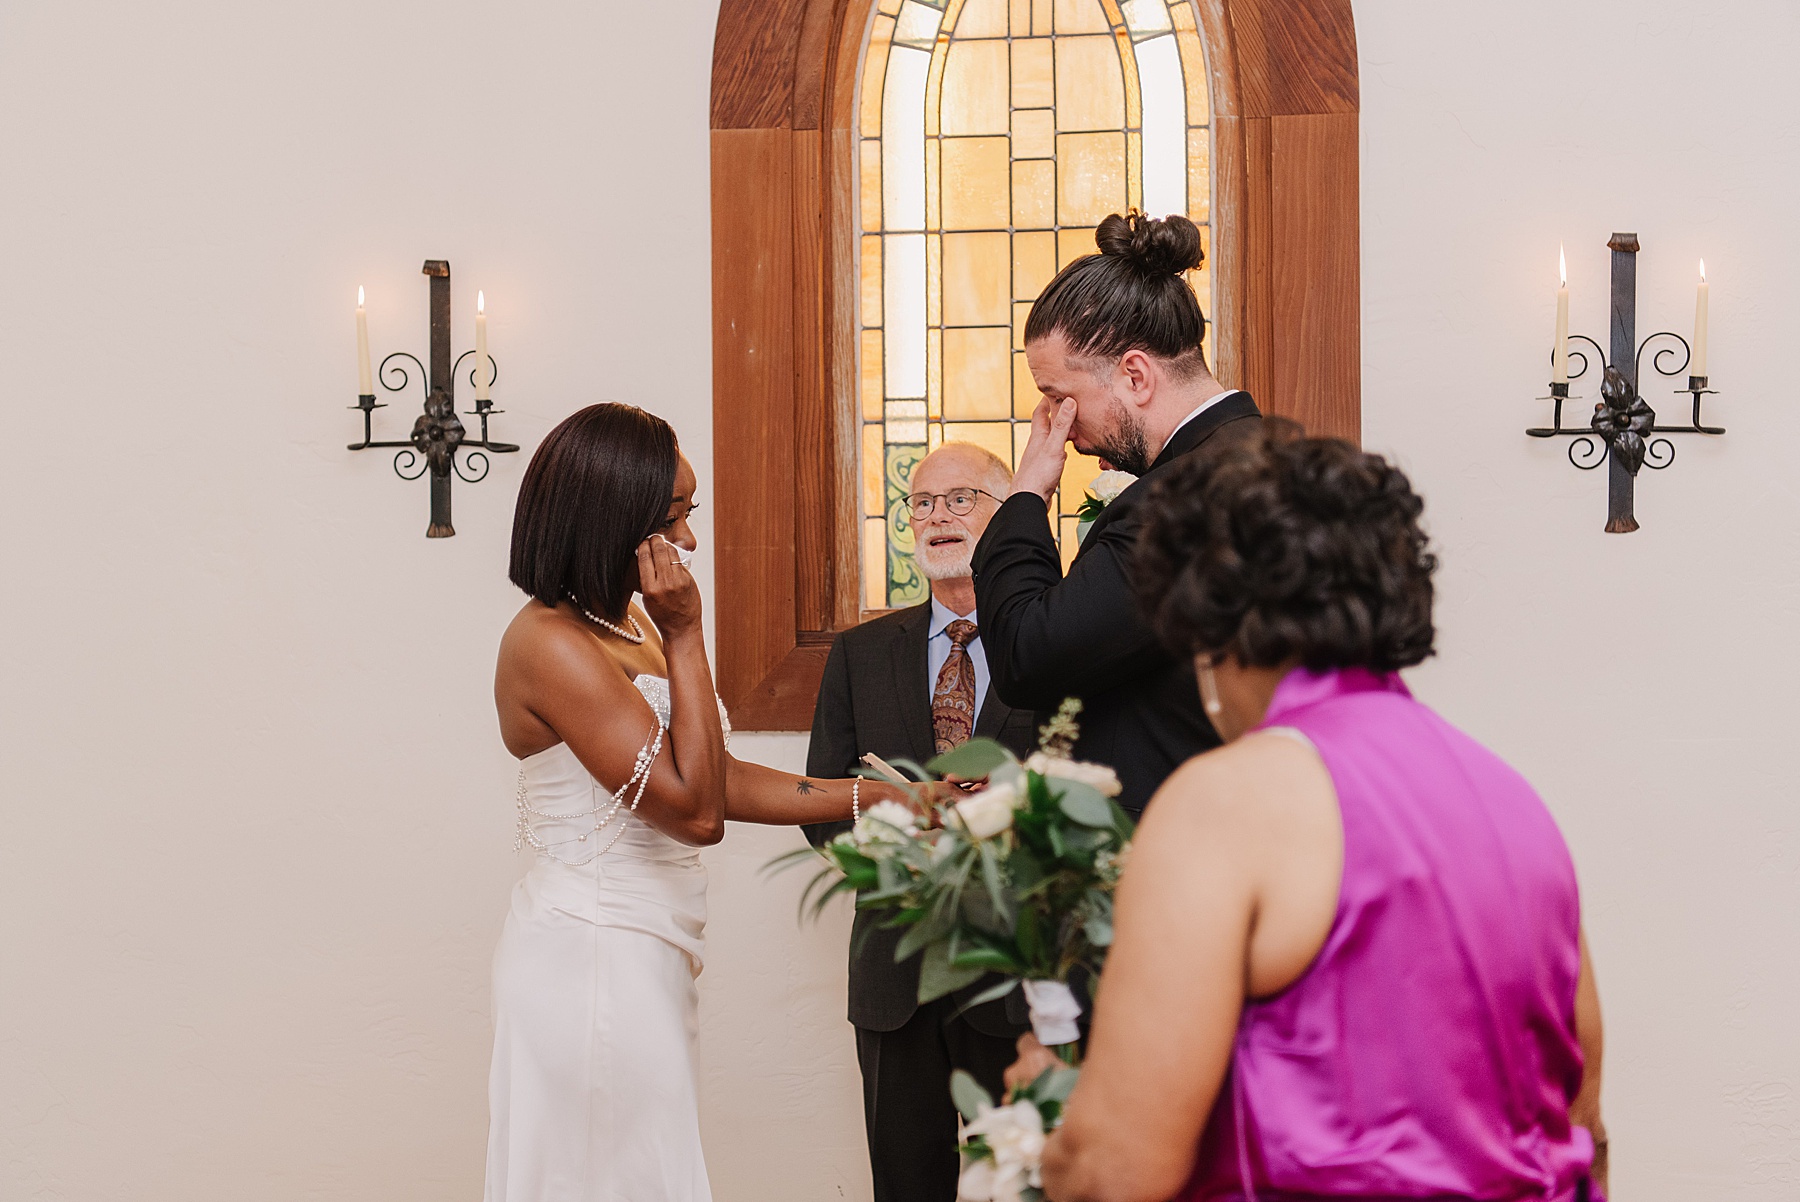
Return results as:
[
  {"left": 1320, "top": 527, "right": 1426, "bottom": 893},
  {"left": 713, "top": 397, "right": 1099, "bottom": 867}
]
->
[{"left": 1024, "top": 210, "right": 1207, "bottom": 376}]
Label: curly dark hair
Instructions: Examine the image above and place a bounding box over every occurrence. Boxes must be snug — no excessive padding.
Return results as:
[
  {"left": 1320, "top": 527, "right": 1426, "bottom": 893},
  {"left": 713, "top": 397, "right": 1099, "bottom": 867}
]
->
[{"left": 1135, "top": 419, "right": 1438, "bottom": 672}]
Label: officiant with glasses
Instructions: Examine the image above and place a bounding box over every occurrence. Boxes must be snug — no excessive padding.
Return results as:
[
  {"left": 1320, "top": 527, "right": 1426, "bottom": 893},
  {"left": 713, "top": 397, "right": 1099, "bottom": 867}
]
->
[
  {"left": 804, "top": 442, "right": 1038, "bottom": 1202},
  {"left": 974, "top": 211, "right": 1261, "bottom": 813}
]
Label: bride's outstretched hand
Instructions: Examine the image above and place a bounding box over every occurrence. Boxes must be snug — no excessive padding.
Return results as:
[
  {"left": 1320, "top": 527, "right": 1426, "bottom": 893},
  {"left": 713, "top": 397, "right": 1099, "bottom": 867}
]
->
[{"left": 638, "top": 535, "right": 702, "bottom": 639}]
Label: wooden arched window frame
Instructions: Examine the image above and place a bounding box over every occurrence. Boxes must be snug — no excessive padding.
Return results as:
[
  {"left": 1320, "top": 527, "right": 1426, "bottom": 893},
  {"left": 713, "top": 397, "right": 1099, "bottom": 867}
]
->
[{"left": 713, "top": 0, "right": 1359, "bottom": 729}]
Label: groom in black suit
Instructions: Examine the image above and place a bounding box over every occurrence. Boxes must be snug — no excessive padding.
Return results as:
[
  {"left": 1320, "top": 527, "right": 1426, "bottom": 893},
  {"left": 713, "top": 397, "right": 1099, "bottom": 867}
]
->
[
  {"left": 805, "top": 442, "right": 1038, "bottom": 1202},
  {"left": 974, "top": 212, "right": 1261, "bottom": 814}
]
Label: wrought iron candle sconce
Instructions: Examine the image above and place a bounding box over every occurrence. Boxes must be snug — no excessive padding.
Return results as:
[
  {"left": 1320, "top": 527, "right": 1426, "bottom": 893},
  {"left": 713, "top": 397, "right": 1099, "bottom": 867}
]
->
[
  {"left": 347, "top": 259, "right": 518, "bottom": 537},
  {"left": 1527, "top": 232, "right": 1722, "bottom": 533}
]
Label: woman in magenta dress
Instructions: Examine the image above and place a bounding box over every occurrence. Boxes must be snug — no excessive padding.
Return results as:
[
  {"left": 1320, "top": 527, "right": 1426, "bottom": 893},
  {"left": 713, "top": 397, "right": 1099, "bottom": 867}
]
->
[{"left": 1010, "top": 420, "right": 1607, "bottom": 1202}]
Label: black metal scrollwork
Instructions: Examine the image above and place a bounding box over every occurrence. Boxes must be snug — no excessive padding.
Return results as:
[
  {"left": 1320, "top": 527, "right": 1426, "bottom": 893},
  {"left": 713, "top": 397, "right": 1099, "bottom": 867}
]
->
[{"left": 344, "top": 261, "right": 520, "bottom": 537}]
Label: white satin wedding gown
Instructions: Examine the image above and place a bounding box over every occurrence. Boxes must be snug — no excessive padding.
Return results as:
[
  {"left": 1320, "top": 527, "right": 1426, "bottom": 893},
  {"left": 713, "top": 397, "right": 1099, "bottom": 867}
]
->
[{"left": 485, "top": 675, "right": 723, "bottom": 1202}]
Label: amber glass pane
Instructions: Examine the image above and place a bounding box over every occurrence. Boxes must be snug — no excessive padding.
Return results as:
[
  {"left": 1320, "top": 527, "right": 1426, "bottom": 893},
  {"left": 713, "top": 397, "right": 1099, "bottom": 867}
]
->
[
  {"left": 1052, "top": 36, "right": 1123, "bottom": 131},
  {"left": 957, "top": 0, "right": 1012, "bottom": 38},
  {"left": 1012, "top": 301, "right": 1034, "bottom": 350},
  {"left": 1009, "top": 0, "right": 1032, "bottom": 33},
  {"left": 860, "top": 138, "right": 883, "bottom": 231},
  {"left": 942, "top": 420, "right": 1015, "bottom": 466},
  {"left": 943, "top": 327, "right": 1012, "bottom": 419},
  {"left": 862, "top": 424, "right": 885, "bottom": 514},
  {"left": 1170, "top": 6, "right": 1209, "bottom": 126},
  {"left": 1059, "top": 449, "right": 1105, "bottom": 514},
  {"left": 1010, "top": 38, "right": 1054, "bottom": 108},
  {"left": 941, "top": 137, "right": 1011, "bottom": 229},
  {"left": 862, "top": 15, "right": 895, "bottom": 138},
  {"left": 861, "top": 330, "right": 884, "bottom": 421},
  {"left": 1011, "top": 230, "right": 1056, "bottom": 300},
  {"left": 1056, "top": 132, "right": 1125, "bottom": 225},
  {"left": 1011, "top": 160, "right": 1056, "bottom": 228},
  {"left": 1054, "top": 0, "right": 1110, "bottom": 33},
  {"left": 895, "top": 0, "right": 945, "bottom": 49},
  {"left": 928, "top": 422, "right": 945, "bottom": 450},
  {"left": 886, "top": 398, "right": 928, "bottom": 444},
  {"left": 927, "top": 325, "right": 943, "bottom": 417},
  {"left": 942, "top": 231, "right": 1011, "bottom": 325},
  {"left": 1012, "top": 351, "right": 1042, "bottom": 418},
  {"left": 941, "top": 40, "right": 1010, "bottom": 136},
  {"left": 1058, "top": 226, "right": 1098, "bottom": 267},
  {"left": 1059, "top": 516, "right": 1081, "bottom": 570},
  {"left": 1187, "top": 127, "right": 1210, "bottom": 222},
  {"left": 861, "top": 234, "right": 884, "bottom": 326},
  {"left": 880, "top": 0, "right": 904, "bottom": 12},
  {"left": 1121, "top": 0, "right": 1171, "bottom": 34},
  {"left": 864, "top": 517, "right": 888, "bottom": 611},
  {"left": 1011, "top": 108, "right": 1055, "bottom": 159},
  {"left": 1032, "top": 0, "right": 1053, "bottom": 35}
]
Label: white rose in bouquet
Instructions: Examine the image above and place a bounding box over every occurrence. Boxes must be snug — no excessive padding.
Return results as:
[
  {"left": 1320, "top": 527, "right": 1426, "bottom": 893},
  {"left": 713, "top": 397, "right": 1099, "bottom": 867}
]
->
[
  {"left": 1089, "top": 469, "right": 1137, "bottom": 504},
  {"left": 853, "top": 799, "right": 920, "bottom": 847},
  {"left": 1024, "top": 752, "right": 1122, "bottom": 798},
  {"left": 961, "top": 1100, "right": 1046, "bottom": 1199},
  {"left": 951, "top": 780, "right": 1022, "bottom": 840}
]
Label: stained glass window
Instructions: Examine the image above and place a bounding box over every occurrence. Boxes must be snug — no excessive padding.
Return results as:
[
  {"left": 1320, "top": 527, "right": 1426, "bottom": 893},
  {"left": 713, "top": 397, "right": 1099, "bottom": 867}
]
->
[{"left": 859, "top": 0, "right": 1212, "bottom": 609}]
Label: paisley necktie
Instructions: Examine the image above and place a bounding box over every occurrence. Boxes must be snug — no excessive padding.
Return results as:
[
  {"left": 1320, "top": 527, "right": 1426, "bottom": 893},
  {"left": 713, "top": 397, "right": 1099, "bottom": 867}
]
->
[{"left": 932, "top": 619, "right": 980, "bottom": 754}]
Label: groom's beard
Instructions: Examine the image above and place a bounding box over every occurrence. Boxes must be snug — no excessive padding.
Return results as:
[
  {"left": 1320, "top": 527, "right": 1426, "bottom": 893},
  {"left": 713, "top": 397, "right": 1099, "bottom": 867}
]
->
[{"left": 1088, "top": 400, "right": 1152, "bottom": 476}]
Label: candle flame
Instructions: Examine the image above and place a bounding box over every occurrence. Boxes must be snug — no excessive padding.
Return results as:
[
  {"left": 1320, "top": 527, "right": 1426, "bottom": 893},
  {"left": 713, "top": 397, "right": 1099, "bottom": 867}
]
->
[
  {"left": 478, "top": 290, "right": 485, "bottom": 314},
  {"left": 1699, "top": 259, "right": 1706, "bottom": 283},
  {"left": 1558, "top": 244, "right": 1566, "bottom": 287},
  {"left": 357, "top": 285, "right": 365, "bottom": 307}
]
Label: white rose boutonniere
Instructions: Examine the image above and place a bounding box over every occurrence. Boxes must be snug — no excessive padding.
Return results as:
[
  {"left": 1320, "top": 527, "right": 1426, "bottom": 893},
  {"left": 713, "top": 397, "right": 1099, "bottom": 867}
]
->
[{"left": 1074, "top": 469, "right": 1138, "bottom": 542}]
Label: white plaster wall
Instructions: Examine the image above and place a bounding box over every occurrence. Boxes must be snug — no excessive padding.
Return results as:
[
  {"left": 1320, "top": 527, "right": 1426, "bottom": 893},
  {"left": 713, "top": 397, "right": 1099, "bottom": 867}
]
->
[
  {"left": 1357, "top": 2, "right": 1800, "bottom": 1197},
  {"left": 2, "top": 1, "right": 1797, "bottom": 1200}
]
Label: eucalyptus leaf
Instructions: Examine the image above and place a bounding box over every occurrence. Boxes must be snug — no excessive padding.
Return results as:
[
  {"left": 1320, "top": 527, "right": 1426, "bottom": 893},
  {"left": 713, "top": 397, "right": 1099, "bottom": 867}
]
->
[
  {"left": 950, "top": 1069, "right": 994, "bottom": 1122},
  {"left": 1083, "top": 909, "right": 1113, "bottom": 948},
  {"left": 918, "top": 940, "right": 985, "bottom": 1003},
  {"left": 1029, "top": 1065, "right": 1081, "bottom": 1105},
  {"left": 1056, "top": 781, "right": 1115, "bottom": 828},
  {"left": 956, "top": 977, "right": 1019, "bottom": 1011},
  {"left": 950, "top": 945, "right": 1023, "bottom": 972},
  {"left": 926, "top": 738, "right": 1017, "bottom": 781},
  {"left": 977, "top": 841, "right": 1014, "bottom": 925},
  {"left": 894, "top": 910, "right": 952, "bottom": 962}
]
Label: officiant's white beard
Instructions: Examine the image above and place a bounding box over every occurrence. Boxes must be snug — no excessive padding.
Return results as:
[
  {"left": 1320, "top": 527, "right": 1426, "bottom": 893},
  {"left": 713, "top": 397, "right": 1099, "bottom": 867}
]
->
[{"left": 914, "top": 533, "right": 975, "bottom": 581}]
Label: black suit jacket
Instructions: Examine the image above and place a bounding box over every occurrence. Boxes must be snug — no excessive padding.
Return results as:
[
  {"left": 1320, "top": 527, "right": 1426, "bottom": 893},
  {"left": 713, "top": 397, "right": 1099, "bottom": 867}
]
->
[
  {"left": 803, "top": 601, "right": 1039, "bottom": 1034},
  {"left": 971, "top": 392, "right": 1262, "bottom": 814}
]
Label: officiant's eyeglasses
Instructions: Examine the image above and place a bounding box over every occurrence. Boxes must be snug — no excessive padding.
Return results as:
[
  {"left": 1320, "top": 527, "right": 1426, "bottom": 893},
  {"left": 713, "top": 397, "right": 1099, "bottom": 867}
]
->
[{"left": 904, "top": 488, "right": 1001, "bottom": 521}]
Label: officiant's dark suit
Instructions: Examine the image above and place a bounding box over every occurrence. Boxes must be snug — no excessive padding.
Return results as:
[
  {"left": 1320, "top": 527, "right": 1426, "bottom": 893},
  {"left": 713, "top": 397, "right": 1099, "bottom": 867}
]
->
[
  {"left": 973, "top": 390, "right": 1261, "bottom": 814},
  {"left": 804, "top": 605, "right": 1037, "bottom": 1202}
]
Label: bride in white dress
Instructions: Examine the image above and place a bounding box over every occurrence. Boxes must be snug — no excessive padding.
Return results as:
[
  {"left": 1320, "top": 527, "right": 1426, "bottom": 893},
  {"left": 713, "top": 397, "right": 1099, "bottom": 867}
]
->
[{"left": 486, "top": 404, "right": 920, "bottom": 1202}]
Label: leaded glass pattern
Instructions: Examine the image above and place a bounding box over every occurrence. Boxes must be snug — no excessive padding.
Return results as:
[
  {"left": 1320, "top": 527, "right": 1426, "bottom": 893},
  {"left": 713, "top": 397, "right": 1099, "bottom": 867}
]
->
[{"left": 859, "top": 0, "right": 1212, "bottom": 609}]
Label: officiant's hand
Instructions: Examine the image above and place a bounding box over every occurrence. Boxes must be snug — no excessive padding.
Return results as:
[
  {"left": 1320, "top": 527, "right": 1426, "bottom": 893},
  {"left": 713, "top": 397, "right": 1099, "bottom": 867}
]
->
[
  {"left": 1004, "top": 1033, "right": 1061, "bottom": 1097},
  {"left": 638, "top": 535, "right": 701, "bottom": 639},
  {"left": 1010, "top": 396, "right": 1077, "bottom": 504}
]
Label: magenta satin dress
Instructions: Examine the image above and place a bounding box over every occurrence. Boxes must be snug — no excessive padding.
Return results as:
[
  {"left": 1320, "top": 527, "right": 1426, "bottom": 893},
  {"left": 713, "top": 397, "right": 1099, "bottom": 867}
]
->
[{"left": 1177, "top": 668, "right": 1598, "bottom": 1202}]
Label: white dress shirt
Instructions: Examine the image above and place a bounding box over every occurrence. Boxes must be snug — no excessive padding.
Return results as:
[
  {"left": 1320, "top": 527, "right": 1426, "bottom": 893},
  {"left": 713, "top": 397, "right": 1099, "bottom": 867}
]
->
[
  {"left": 927, "top": 597, "right": 990, "bottom": 719},
  {"left": 1160, "top": 387, "right": 1239, "bottom": 455}
]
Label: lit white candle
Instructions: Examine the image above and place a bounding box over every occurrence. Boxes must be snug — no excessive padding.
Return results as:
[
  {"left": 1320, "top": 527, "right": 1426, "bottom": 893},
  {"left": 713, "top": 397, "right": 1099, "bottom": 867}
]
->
[
  {"left": 475, "top": 290, "right": 491, "bottom": 402},
  {"left": 1692, "top": 260, "right": 1709, "bottom": 379},
  {"left": 356, "top": 285, "right": 372, "bottom": 395},
  {"left": 1552, "top": 245, "right": 1569, "bottom": 385}
]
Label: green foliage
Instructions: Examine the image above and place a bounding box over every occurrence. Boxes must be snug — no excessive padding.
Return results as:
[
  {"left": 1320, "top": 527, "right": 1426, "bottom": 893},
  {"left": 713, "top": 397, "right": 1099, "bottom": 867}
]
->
[
  {"left": 765, "top": 698, "right": 1137, "bottom": 1034},
  {"left": 950, "top": 1069, "right": 993, "bottom": 1122}
]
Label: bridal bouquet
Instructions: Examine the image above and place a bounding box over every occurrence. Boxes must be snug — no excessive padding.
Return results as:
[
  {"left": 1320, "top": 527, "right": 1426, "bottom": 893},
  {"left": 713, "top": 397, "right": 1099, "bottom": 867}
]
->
[
  {"left": 947, "top": 1062, "right": 1078, "bottom": 1202},
  {"left": 781, "top": 700, "right": 1134, "bottom": 1050}
]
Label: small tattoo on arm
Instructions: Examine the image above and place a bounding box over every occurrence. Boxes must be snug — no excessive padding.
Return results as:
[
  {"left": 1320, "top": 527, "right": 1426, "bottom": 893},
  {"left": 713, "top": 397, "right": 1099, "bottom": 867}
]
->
[{"left": 795, "top": 779, "right": 818, "bottom": 795}]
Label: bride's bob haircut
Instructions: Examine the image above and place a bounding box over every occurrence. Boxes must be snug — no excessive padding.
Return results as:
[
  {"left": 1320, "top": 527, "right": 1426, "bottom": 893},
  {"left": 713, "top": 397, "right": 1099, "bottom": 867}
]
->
[{"left": 509, "top": 403, "right": 679, "bottom": 621}]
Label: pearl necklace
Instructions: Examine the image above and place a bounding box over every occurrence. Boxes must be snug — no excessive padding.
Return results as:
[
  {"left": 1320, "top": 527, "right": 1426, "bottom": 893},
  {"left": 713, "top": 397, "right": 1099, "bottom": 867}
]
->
[{"left": 569, "top": 596, "right": 646, "bottom": 644}]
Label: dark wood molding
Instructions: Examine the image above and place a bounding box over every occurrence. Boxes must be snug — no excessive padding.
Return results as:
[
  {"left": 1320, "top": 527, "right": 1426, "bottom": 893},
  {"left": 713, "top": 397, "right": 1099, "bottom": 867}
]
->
[{"left": 711, "top": 0, "right": 1361, "bottom": 729}]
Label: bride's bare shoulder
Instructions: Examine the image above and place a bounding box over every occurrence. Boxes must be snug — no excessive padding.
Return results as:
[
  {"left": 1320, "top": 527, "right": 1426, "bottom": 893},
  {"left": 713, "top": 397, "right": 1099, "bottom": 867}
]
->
[{"left": 499, "top": 601, "right": 624, "bottom": 688}]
